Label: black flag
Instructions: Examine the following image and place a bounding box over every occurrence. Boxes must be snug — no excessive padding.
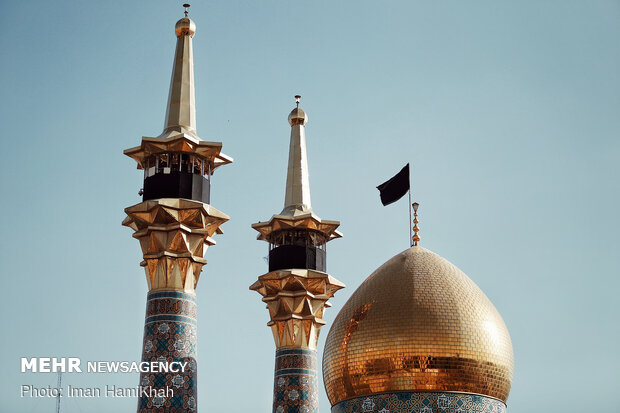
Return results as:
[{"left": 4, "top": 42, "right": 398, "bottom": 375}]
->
[{"left": 376, "top": 164, "right": 410, "bottom": 206}]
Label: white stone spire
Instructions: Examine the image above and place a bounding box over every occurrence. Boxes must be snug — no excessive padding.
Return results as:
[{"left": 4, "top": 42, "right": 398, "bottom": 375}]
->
[{"left": 282, "top": 95, "right": 313, "bottom": 216}]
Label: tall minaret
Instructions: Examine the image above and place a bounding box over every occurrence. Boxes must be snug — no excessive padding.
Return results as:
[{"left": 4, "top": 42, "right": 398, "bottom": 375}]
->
[
  {"left": 123, "top": 5, "right": 232, "bottom": 412},
  {"left": 251, "top": 96, "right": 345, "bottom": 413}
]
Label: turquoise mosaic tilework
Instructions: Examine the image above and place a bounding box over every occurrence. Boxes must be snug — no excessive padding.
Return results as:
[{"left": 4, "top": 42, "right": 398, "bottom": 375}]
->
[
  {"left": 138, "top": 290, "right": 198, "bottom": 413},
  {"left": 274, "top": 349, "right": 319, "bottom": 413},
  {"left": 331, "top": 392, "right": 507, "bottom": 413}
]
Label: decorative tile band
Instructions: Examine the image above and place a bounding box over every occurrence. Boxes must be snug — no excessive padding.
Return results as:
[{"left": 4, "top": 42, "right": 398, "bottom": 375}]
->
[
  {"left": 144, "top": 314, "right": 198, "bottom": 326},
  {"left": 276, "top": 349, "right": 318, "bottom": 372},
  {"left": 138, "top": 291, "right": 198, "bottom": 413},
  {"left": 146, "top": 293, "right": 197, "bottom": 319},
  {"left": 331, "top": 392, "right": 507, "bottom": 413},
  {"left": 273, "top": 349, "right": 319, "bottom": 413},
  {"left": 148, "top": 291, "right": 197, "bottom": 301}
]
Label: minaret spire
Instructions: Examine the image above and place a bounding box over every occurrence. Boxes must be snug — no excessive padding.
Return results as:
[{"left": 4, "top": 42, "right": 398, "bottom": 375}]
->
[
  {"left": 282, "top": 95, "right": 312, "bottom": 216},
  {"left": 162, "top": 5, "right": 197, "bottom": 138}
]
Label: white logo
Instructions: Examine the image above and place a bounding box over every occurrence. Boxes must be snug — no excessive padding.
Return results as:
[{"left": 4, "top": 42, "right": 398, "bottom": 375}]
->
[
  {"left": 172, "top": 374, "right": 185, "bottom": 388},
  {"left": 174, "top": 340, "right": 186, "bottom": 352},
  {"left": 362, "top": 398, "right": 375, "bottom": 412},
  {"left": 152, "top": 396, "right": 165, "bottom": 408},
  {"left": 438, "top": 395, "right": 450, "bottom": 409},
  {"left": 158, "top": 323, "right": 170, "bottom": 334}
]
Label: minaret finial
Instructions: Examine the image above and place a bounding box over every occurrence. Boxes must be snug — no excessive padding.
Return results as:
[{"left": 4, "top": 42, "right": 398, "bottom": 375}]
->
[
  {"left": 412, "top": 202, "right": 420, "bottom": 246},
  {"left": 295, "top": 95, "right": 301, "bottom": 108},
  {"left": 183, "top": 3, "right": 190, "bottom": 17}
]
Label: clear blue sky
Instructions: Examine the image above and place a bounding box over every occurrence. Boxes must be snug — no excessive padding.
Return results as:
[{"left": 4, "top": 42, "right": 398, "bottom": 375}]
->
[{"left": 1, "top": 1, "right": 618, "bottom": 412}]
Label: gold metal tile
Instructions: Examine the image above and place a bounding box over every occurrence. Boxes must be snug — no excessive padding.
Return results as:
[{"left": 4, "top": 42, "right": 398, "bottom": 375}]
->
[
  {"left": 123, "top": 199, "right": 229, "bottom": 292},
  {"left": 322, "top": 246, "right": 513, "bottom": 404},
  {"left": 251, "top": 269, "right": 345, "bottom": 350}
]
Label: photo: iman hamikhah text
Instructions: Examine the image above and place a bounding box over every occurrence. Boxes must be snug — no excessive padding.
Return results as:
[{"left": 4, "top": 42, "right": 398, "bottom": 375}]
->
[{"left": 21, "top": 385, "right": 174, "bottom": 398}]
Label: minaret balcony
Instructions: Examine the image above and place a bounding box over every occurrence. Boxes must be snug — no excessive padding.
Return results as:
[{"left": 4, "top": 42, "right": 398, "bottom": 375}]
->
[
  {"left": 268, "top": 245, "right": 326, "bottom": 272},
  {"left": 142, "top": 152, "right": 211, "bottom": 203},
  {"left": 143, "top": 171, "right": 209, "bottom": 203}
]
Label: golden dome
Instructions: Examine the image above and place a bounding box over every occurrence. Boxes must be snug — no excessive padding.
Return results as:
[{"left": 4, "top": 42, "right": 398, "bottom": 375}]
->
[
  {"left": 322, "top": 246, "right": 514, "bottom": 405},
  {"left": 175, "top": 17, "right": 196, "bottom": 38},
  {"left": 288, "top": 107, "right": 308, "bottom": 126}
]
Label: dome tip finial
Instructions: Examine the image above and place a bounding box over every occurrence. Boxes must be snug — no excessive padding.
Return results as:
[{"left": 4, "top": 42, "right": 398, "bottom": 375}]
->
[
  {"left": 183, "top": 3, "right": 190, "bottom": 17},
  {"left": 412, "top": 202, "right": 420, "bottom": 246}
]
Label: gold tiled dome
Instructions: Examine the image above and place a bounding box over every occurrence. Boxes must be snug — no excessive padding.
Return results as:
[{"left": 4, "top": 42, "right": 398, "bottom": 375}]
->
[{"left": 322, "top": 246, "right": 514, "bottom": 405}]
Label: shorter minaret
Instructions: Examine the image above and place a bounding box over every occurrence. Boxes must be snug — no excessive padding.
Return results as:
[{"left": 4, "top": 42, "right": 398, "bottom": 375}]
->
[{"left": 251, "top": 97, "right": 345, "bottom": 413}]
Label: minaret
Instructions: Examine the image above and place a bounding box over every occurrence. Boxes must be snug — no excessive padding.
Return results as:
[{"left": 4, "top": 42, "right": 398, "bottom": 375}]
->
[
  {"left": 251, "top": 96, "right": 345, "bottom": 413},
  {"left": 123, "top": 6, "right": 232, "bottom": 412}
]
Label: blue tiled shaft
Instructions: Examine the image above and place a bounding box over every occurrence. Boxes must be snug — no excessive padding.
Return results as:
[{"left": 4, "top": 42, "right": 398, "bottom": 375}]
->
[
  {"left": 273, "top": 349, "right": 319, "bottom": 413},
  {"left": 138, "top": 290, "right": 198, "bottom": 412}
]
